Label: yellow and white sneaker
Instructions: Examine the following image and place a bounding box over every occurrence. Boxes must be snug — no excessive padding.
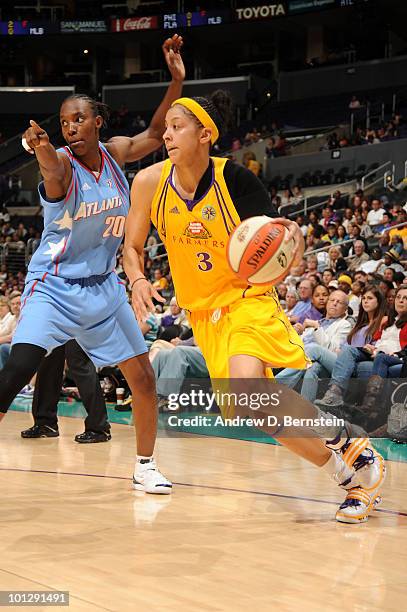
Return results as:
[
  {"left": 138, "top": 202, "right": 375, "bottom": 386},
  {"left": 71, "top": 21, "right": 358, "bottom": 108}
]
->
[
  {"left": 326, "top": 425, "right": 386, "bottom": 523},
  {"left": 336, "top": 488, "right": 382, "bottom": 524},
  {"left": 337, "top": 444, "right": 386, "bottom": 523}
]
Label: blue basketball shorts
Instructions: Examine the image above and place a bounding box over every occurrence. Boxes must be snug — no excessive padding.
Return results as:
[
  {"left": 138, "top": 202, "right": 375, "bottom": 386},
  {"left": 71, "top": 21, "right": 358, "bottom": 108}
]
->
[{"left": 13, "top": 271, "right": 147, "bottom": 366}]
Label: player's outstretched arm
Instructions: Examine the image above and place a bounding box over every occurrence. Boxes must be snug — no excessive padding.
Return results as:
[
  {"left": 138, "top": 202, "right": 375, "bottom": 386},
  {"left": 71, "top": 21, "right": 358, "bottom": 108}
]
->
[
  {"left": 124, "top": 166, "right": 165, "bottom": 323},
  {"left": 23, "top": 120, "right": 72, "bottom": 200},
  {"left": 107, "top": 34, "right": 185, "bottom": 166}
]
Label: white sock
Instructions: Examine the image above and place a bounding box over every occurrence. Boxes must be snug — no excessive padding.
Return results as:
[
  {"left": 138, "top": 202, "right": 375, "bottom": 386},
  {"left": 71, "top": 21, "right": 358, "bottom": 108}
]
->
[
  {"left": 321, "top": 449, "right": 342, "bottom": 475},
  {"left": 321, "top": 449, "right": 354, "bottom": 486},
  {"left": 135, "top": 456, "right": 154, "bottom": 472}
]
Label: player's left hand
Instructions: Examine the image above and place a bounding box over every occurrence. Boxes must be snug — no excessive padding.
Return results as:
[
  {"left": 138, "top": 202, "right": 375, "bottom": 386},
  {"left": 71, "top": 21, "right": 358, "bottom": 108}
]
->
[
  {"left": 273, "top": 217, "right": 305, "bottom": 268},
  {"left": 162, "top": 34, "right": 185, "bottom": 82}
]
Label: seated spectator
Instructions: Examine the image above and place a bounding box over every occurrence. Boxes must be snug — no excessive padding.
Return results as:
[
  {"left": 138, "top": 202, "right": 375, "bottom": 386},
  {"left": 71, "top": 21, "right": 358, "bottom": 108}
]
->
[
  {"left": 328, "top": 246, "right": 347, "bottom": 274},
  {"left": 342, "top": 208, "right": 356, "bottom": 234},
  {"left": 292, "top": 185, "right": 304, "bottom": 205},
  {"left": 377, "top": 249, "right": 405, "bottom": 275},
  {"left": 349, "top": 280, "right": 364, "bottom": 317},
  {"left": 276, "top": 282, "right": 288, "bottom": 304},
  {"left": 139, "top": 310, "right": 159, "bottom": 349},
  {"left": 377, "top": 232, "right": 390, "bottom": 254},
  {"left": 304, "top": 255, "right": 320, "bottom": 279},
  {"left": 284, "top": 288, "right": 299, "bottom": 317},
  {"left": 347, "top": 224, "right": 368, "bottom": 253},
  {"left": 329, "top": 191, "right": 345, "bottom": 210},
  {"left": 390, "top": 234, "right": 405, "bottom": 256},
  {"left": 359, "top": 246, "right": 383, "bottom": 274},
  {"left": 354, "top": 212, "right": 373, "bottom": 239},
  {"left": 160, "top": 296, "right": 188, "bottom": 330},
  {"left": 323, "top": 223, "right": 339, "bottom": 243},
  {"left": 322, "top": 268, "right": 335, "bottom": 286},
  {"left": 288, "top": 279, "right": 313, "bottom": 323},
  {"left": 276, "top": 290, "right": 352, "bottom": 402},
  {"left": 336, "top": 225, "right": 348, "bottom": 242},
  {"left": 374, "top": 211, "right": 394, "bottom": 235},
  {"left": 152, "top": 268, "right": 169, "bottom": 293},
  {"left": 383, "top": 267, "right": 396, "bottom": 285},
  {"left": 285, "top": 260, "right": 307, "bottom": 288},
  {"left": 0, "top": 295, "right": 13, "bottom": 333},
  {"left": 319, "top": 206, "right": 335, "bottom": 231},
  {"left": 389, "top": 210, "right": 407, "bottom": 249},
  {"left": 347, "top": 285, "right": 407, "bottom": 430},
  {"left": 295, "top": 215, "right": 308, "bottom": 238},
  {"left": 316, "top": 286, "right": 388, "bottom": 408},
  {"left": 337, "top": 274, "right": 353, "bottom": 295},
  {"left": 0, "top": 291, "right": 20, "bottom": 369},
  {"left": 152, "top": 338, "right": 209, "bottom": 410},
  {"left": 394, "top": 271, "right": 407, "bottom": 288},
  {"left": 347, "top": 240, "right": 370, "bottom": 272},
  {"left": 367, "top": 199, "right": 386, "bottom": 227},
  {"left": 280, "top": 188, "right": 293, "bottom": 208},
  {"left": 146, "top": 235, "right": 159, "bottom": 258},
  {"left": 292, "top": 284, "right": 329, "bottom": 332},
  {"left": 242, "top": 151, "right": 261, "bottom": 176}
]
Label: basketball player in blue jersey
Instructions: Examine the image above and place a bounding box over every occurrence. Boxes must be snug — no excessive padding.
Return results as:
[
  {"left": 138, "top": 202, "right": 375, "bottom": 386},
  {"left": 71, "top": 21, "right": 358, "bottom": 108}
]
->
[{"left": 0, "top": 34, "right": 185, "bottom": 495}]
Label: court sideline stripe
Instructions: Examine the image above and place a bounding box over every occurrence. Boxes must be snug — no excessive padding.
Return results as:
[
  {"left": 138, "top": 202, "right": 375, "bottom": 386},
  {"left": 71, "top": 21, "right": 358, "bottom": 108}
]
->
[{"left": 1, "top": 466, "right": 406, "bottom": 517}]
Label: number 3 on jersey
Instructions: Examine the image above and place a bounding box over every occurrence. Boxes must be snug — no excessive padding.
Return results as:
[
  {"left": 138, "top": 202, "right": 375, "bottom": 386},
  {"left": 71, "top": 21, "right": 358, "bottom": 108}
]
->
[
  {"left": 103, "top": 215, "right": 126, "bottom": 238},
  {"left": 197, "top": 252, "right": 213, "bottom": 272}
]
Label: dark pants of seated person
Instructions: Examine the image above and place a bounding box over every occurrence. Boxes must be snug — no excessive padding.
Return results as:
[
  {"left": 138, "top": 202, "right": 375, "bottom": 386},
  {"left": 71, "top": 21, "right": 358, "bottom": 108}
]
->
[
  {"left": 371, "top": 352, "right": 404, "bottom": 378},
  {"left": 32, "top": 340, "right": 109, "bottom": 433}
]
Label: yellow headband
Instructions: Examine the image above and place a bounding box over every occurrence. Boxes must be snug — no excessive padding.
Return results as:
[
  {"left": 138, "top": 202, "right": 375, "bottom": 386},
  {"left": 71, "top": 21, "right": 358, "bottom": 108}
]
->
[{"left": 171, "top": 97, "right": 219, "bottom": 145}]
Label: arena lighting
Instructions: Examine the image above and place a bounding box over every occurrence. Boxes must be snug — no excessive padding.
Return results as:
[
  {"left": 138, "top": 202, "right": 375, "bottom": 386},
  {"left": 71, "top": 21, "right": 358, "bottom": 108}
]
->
[{"left": 83, "top": 49, "right": 89, "bottom": 54}]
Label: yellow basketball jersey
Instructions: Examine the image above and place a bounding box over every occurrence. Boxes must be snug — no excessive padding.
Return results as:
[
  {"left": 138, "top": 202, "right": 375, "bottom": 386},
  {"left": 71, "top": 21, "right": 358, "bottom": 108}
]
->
[{"left": 150, "top": 157, "right": 274, "bottom": 311}]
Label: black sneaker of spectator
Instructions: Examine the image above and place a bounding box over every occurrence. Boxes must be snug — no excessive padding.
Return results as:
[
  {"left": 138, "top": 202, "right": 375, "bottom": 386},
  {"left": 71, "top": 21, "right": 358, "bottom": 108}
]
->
[
  {"left": 74, "top": 430, "right": 112, "bottom": 443},
  {"left": 21, "top": 425, "right": 59, "bottom": 438}
]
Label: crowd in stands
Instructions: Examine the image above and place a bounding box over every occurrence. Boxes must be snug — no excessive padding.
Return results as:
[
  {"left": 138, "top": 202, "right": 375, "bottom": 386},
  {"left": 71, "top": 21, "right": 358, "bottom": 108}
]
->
[{"left": 0, "top": 104, "right": 406, "bottom": 436}]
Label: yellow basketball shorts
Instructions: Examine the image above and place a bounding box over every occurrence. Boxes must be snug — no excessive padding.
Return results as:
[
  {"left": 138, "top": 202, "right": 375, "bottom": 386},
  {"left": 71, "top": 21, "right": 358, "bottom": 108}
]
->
[{"left": 189, "top": 293, "right": 308, "bottom": 380}]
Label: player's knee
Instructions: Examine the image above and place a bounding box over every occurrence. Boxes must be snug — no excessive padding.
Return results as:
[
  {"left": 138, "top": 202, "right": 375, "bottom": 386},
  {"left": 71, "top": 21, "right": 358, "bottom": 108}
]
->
[{"left": 136, "top": 359, "right": 156, "bottom": 396}]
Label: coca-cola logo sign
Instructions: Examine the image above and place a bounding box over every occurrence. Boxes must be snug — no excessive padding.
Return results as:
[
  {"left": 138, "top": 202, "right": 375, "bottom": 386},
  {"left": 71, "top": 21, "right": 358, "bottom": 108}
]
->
[{"left": 110, "top": 16, "right": 158, "bottom": 32}]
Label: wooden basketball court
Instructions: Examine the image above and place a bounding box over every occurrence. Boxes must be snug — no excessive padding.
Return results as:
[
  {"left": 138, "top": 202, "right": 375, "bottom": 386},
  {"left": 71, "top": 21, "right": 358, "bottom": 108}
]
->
[{"left": 1, "top": 410, "right": 406, "bottom": 611}]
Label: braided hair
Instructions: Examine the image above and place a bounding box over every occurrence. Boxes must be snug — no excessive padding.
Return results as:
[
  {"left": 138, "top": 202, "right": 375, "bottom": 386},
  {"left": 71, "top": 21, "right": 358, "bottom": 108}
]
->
[{"left": 61, "top": 94, "right": 111, "bottom": 127}]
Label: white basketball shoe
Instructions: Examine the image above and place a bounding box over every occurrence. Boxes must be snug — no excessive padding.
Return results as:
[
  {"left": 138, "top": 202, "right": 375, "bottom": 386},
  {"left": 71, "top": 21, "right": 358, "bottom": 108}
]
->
[{"left": 133, "top": 459, "right": 172, "bottom": 495}]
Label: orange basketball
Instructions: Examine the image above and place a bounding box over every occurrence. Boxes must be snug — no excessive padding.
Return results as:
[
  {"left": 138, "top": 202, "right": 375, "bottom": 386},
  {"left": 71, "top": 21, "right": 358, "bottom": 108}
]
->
[{"left": 227, "top": 216, "right": 295, "bottom": 285}]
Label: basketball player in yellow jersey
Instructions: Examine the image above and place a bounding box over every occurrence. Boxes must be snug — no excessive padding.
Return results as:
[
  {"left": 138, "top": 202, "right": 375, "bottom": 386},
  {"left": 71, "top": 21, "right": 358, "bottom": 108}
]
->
[{"left": 124, "top": 91, "right": 385, "bottom": 523}]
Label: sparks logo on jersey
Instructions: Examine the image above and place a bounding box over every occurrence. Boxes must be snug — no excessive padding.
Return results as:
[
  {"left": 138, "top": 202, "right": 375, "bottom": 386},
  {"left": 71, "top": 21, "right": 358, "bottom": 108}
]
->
[
  {"left": 184, "top": 221, "right": 212, "bottom": 239},
  {"left": 201, "top": 205, "right": 216, "bottom": 221},
  {"left": 169, "top": 205, "right": 180, "bottom": 214},
  {"left": 82, "top": 182, "right": 91, "bottom": 191}
]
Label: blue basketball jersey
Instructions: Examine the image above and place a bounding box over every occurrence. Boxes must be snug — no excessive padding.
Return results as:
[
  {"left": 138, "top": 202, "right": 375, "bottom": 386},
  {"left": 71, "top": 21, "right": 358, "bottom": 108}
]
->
[{"left": 28, "top": 142, "right": 129, "bottom": 279}]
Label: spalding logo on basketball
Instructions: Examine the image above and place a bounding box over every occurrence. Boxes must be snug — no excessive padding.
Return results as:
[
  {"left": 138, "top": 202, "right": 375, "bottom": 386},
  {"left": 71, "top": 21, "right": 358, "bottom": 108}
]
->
[{"left": 227, "top": 216, "right": 295, "bottom": 285}]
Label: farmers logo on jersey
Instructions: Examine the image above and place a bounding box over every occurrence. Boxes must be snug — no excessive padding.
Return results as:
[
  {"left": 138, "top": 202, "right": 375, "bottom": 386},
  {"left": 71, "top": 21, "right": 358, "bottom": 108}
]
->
[
  {"left": 202, "top": 205, "right": 216, "bottom": 221},
  {"left": 184, "top": 221, "right": 212, "bottom": 239}
]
